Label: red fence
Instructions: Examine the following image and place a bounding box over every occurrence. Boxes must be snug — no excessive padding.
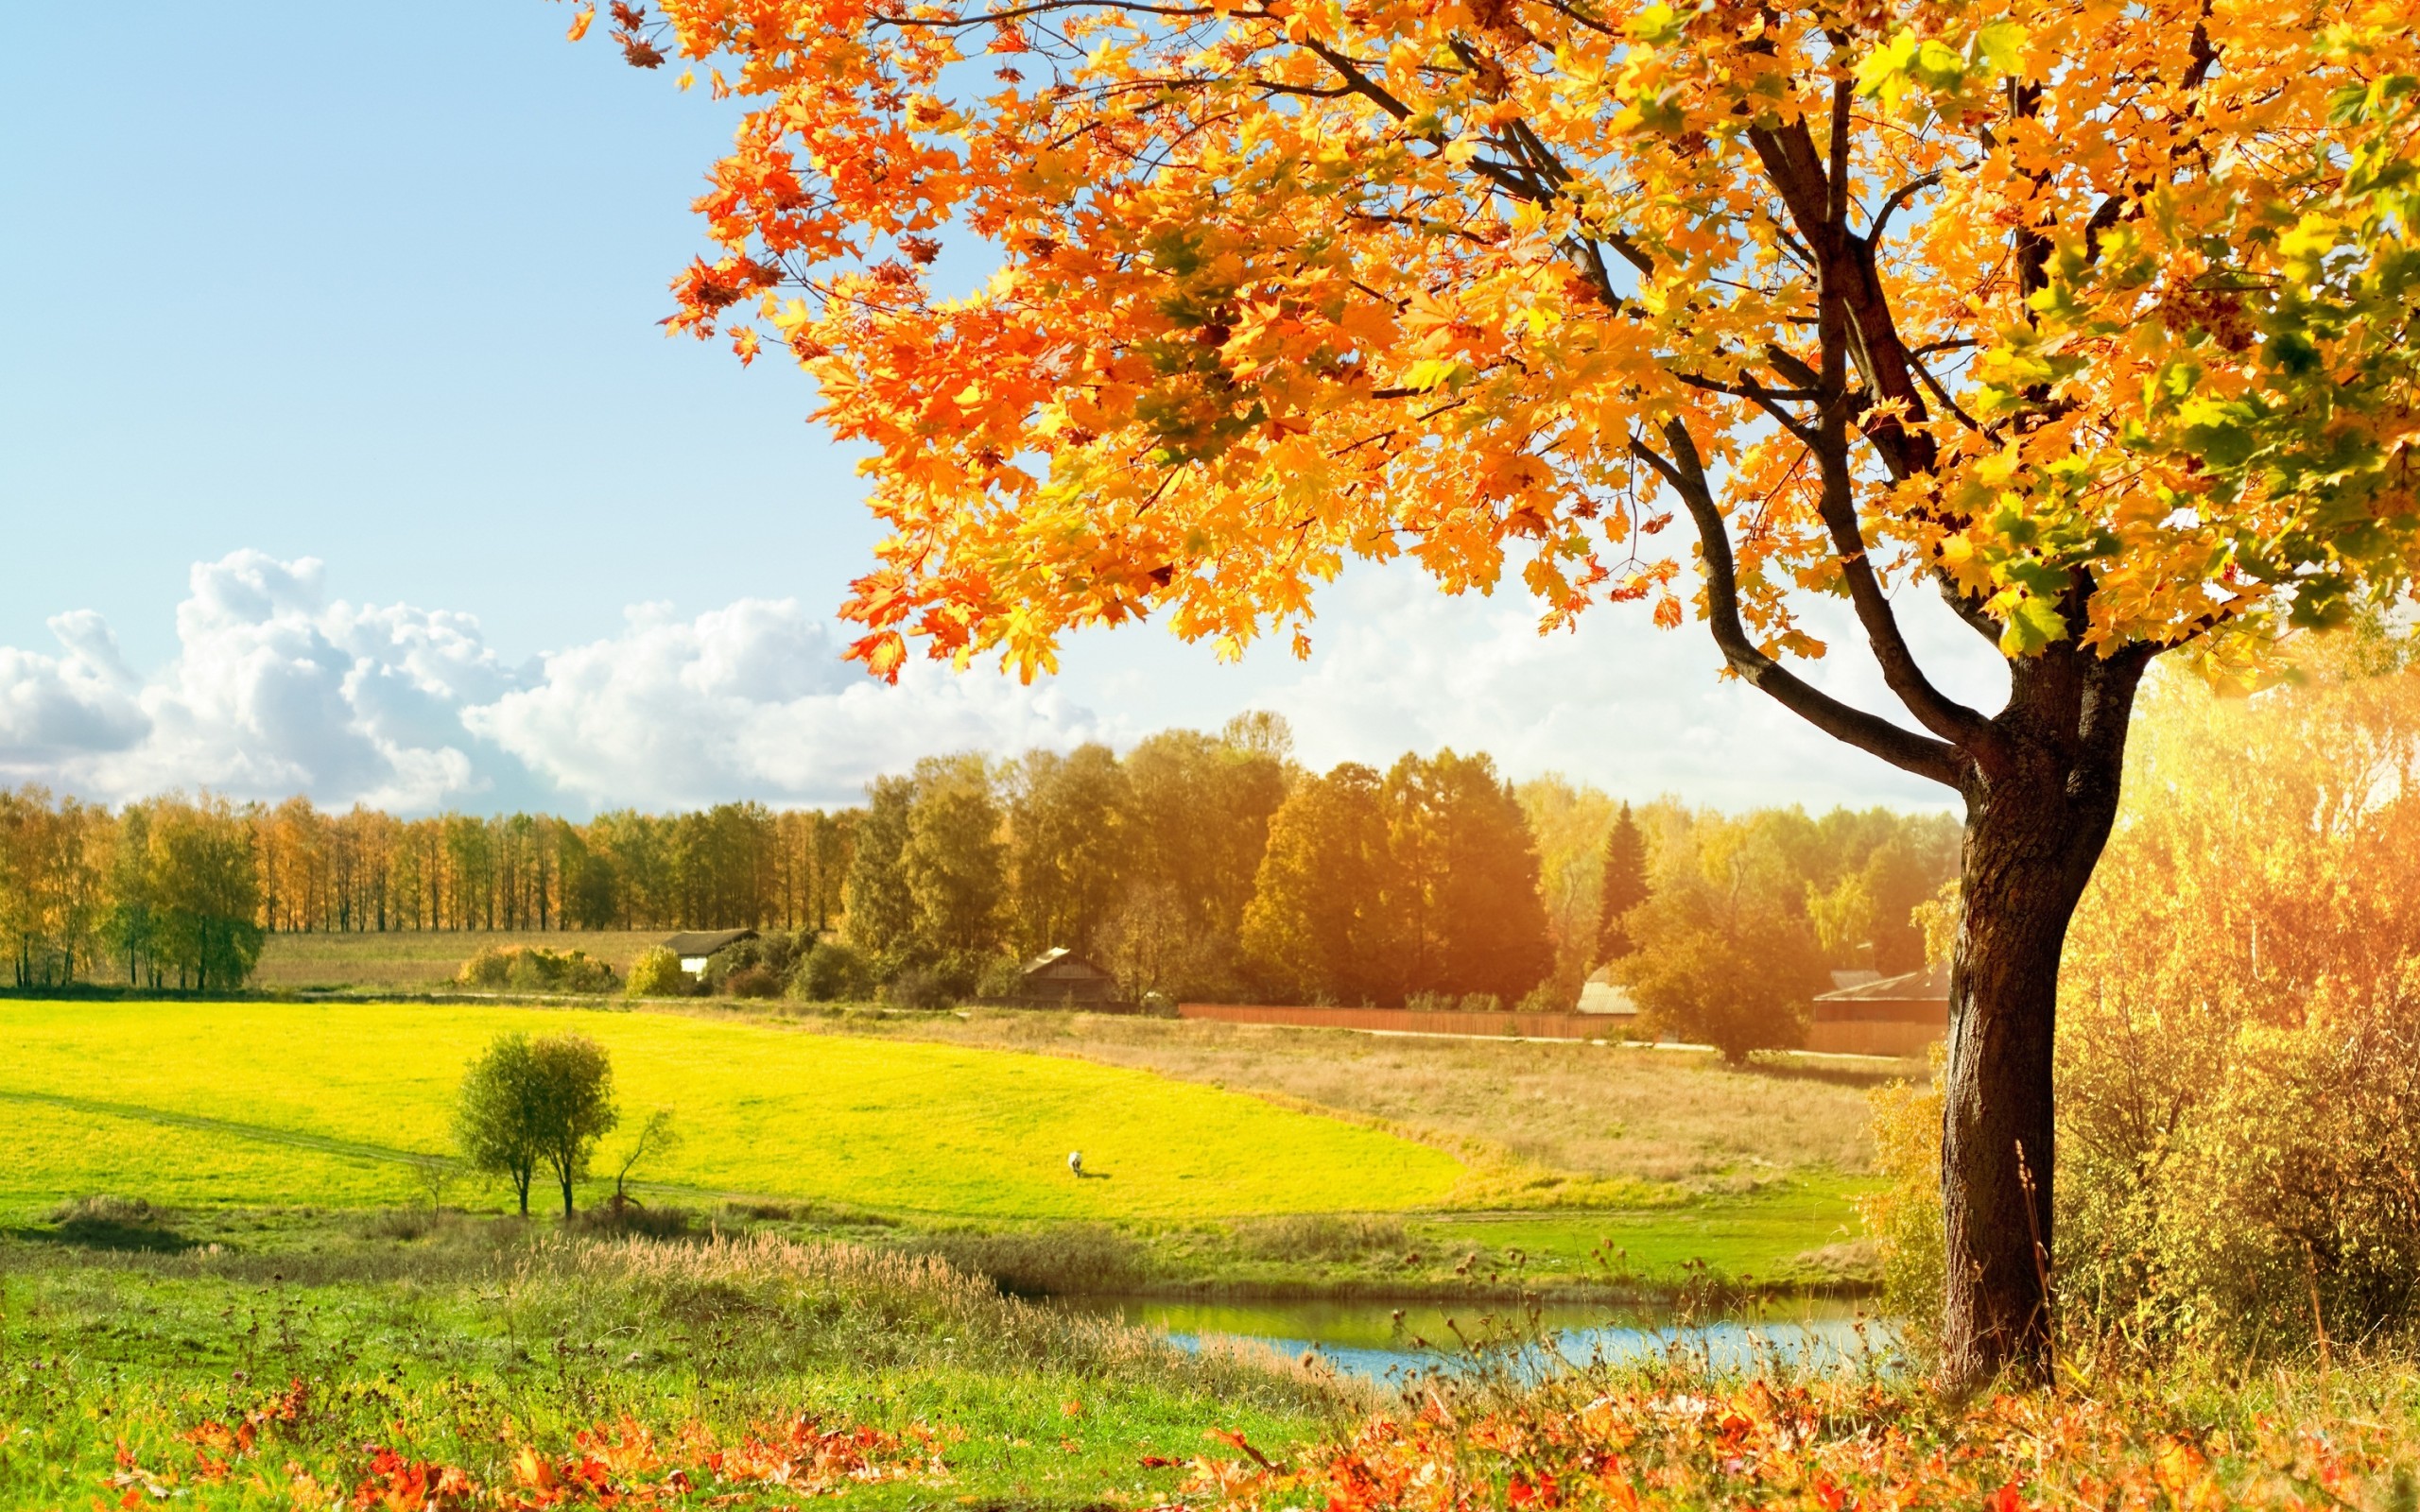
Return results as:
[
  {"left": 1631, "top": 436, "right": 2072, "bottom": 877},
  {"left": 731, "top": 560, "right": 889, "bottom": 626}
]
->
[{"left": 1175, "top": 1003, "right": 1618, "bottom": 1040}]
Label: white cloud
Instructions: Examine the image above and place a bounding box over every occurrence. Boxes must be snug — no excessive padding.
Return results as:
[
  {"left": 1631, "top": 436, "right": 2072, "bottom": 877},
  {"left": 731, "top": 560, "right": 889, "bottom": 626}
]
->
[
  {"left": 0, "top": 550, "right": 1998, "bottom": 816},
  {"left": 0, "top": 551, "right": 1115, "bottom": 813},
  {"left": 1236, "top": 566, "right": 2004, "bottom": 812},
  {"left": 465, "top": 598, "right": 1112, "bottom": 808}
]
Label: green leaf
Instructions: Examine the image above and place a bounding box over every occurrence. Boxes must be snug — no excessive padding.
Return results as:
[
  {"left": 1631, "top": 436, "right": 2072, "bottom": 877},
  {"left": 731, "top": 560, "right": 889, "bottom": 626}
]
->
[
  {"left": 1969, "top": 21, "right": 2027, "bottom": 77},
  {"left": 1997, "top": 595, "right": 2069, "bottom": 656}
]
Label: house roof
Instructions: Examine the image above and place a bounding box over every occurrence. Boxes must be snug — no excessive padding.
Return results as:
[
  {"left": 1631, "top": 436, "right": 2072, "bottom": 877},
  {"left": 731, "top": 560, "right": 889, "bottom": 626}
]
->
[
  {"left": 1814, "top": 960, "right": 1949, "bottom": 1003},
  {"left": 1577, "top": 979, "right": 1638, "bottom": 1015},
  {"left": 1023, "top": 946, "right": 1113, "bottom": 979},
  {"left": 663, "top": 928, "right": 759, "bottom": 957},
  {"left": 1829, "top": 969, "right": 1884, "bottom": 993}
]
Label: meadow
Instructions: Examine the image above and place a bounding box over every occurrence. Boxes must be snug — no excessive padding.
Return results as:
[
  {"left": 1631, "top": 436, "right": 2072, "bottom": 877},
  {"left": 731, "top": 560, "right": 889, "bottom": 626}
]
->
[{"left": 0, "top": 1001, "right": 1465, "bottom": 1223}]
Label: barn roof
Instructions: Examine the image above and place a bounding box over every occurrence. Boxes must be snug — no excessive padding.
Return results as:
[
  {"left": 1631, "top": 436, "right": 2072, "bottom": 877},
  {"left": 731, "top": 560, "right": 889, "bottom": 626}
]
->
[
  {"left": 1023, "top": 946, "right": 1113, "bottom": 979},
  {"left": 663, "top": 929, "right": 759, "bottom": 956},
  {"left": 1814, "top": 960, "right": 1949, "bottom": 1004}
]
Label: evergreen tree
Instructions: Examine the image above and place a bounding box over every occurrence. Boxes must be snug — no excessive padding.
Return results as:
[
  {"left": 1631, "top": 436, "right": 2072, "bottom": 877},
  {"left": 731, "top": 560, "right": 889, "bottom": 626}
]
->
[{"left": 1594, "top": 802, "right": 1651, "bottom": 967}]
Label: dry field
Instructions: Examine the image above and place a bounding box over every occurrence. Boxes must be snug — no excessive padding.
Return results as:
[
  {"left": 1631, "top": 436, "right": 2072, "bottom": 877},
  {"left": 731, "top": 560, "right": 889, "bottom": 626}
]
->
[
  {"left": 823, "top": 1009, "right": 1892, "bottom": 1193},
  {"left": 251, "top": 929, "right": 665, "bottom": 990}
]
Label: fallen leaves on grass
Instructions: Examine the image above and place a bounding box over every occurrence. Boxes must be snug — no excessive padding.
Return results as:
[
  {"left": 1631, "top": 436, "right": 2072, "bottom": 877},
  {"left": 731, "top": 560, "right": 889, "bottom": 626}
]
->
[
  {"left": 155, "top": 1393, "right": 942, "bottom": 1509},
  {"left": 1183, "top": 1378, "right": 2390, "bottom": 1512}
]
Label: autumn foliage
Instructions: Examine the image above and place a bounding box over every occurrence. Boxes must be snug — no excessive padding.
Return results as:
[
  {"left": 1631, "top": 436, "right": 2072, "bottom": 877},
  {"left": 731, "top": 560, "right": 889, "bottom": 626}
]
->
[
  {"left": 154, "top": 1385, "right": 942, "bottom": 1510},
  {"left": 1181, "top": 1375, "right": 2406, "bottom": 1512},
  {"left": 585, "top": 0, "right": 2418, "bottom": 681}
]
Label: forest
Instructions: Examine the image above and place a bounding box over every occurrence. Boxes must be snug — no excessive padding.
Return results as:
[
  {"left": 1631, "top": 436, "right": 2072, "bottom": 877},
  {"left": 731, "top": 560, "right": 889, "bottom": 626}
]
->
[{"left": 0, "top": 712, "right": 1956, "bottom": 1011}]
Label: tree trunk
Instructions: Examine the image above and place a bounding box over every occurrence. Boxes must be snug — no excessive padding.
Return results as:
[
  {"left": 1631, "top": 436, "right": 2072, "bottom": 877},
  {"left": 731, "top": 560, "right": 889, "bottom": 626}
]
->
[{"left": 1939, "top": 644, "right": 2148, "bottom": 1391}]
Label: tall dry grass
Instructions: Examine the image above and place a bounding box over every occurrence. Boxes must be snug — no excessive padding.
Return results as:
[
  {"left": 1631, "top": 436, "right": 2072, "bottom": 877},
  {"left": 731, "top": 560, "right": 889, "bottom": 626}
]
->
[{"left": 823, "top": 1011, "right": 1883, "bottom": 1191}]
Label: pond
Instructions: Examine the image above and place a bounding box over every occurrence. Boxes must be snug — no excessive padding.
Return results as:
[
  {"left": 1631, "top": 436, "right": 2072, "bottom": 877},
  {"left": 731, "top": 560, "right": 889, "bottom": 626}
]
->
[{"left": 1055, "top": 1294, "right": 1898, "bottom": 1383}]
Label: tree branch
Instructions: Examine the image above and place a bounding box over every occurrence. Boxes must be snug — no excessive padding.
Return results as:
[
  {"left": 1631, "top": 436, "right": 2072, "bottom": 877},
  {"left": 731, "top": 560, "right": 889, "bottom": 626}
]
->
[{"left": 1634, "top": 421, "right": 1962, "bottom": 788}]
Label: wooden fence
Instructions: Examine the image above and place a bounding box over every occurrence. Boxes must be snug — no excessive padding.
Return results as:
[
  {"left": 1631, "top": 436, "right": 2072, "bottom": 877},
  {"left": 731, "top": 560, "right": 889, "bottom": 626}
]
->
[{"left": 1175, "top": 1003, "right": 1620, "bottom": 1040}]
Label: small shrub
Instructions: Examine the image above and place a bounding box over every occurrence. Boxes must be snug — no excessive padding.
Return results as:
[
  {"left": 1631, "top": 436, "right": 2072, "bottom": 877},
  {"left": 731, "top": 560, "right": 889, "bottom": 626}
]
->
[
  {"left": 1458, "top": 992, "right": 1503, "bottom": 1013},
  {"left": 976, "top": 954, "right": 1026, "bottom": 999},
  {"left": 44, "top": 1194, "right": 190, "bottom": 1252},
  {"left": 791, "top": 941, "right": 873, "bottom": 1002},
  {"left": 458, "top": 946, "right": 515, "bottom": 988},
  {"left": 626, "top": 947, "right": 687, "bottom": 998},
  {"left": 457, "top": 945, "right": 618, "bottom": 993},
  {"left": 883, "top": 967, "right": 950, "bottom": 1010},
  {"left": 1404, "top": 991, "right": 1456, "bottom": 1013},
  {"left": 1856, "top": 1049, "right": 1945, "bottom": 1343},
  {"left": 1515, "top": 982, "right": 1569, "bottom": 1013},
  {"left": 723, "top": 965, "right": 784, "bottom": 999},
  {"left": 47, "top": 1194, "right": 167, "bottom": 1228}
]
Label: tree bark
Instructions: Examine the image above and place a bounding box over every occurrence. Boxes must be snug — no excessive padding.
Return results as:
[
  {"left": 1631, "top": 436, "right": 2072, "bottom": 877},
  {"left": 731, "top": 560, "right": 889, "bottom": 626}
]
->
[{"left": 1938, "top": 642, "right": 2150, "bottom": 1390}]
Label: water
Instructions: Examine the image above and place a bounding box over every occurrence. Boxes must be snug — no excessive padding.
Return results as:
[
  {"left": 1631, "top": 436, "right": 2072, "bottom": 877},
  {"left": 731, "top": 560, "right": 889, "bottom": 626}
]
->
[{"left": 1055, "top": 1295, "right": 1896, "bottom": 1382}]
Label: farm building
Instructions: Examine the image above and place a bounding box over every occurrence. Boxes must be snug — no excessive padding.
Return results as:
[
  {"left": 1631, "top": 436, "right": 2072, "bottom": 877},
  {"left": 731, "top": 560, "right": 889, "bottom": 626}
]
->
[
  {"left": 662, "top": 928, "right": 759, "bottom": 975},
  {"left": 1010, "top": 948, "right": 1123, "bottom": 1008},
  {"left": 1806, "top": 960, "right": 1949, "bottom": 1057},
  {"left": 1576, "top": 968, "right": 1640, "bottom": 1019}
]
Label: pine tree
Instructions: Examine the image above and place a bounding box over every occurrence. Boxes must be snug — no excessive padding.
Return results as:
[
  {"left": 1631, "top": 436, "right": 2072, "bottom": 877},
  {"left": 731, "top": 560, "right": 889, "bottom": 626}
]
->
[{"left": 1595, "top": 803, "right": 1650, "bottom": 967}]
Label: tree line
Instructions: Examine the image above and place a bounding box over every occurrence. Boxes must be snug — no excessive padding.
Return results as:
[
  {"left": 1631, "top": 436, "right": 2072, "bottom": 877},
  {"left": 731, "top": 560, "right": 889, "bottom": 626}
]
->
[{"left": 0, "top": 710, "right": 1956, "bottom": 1007}]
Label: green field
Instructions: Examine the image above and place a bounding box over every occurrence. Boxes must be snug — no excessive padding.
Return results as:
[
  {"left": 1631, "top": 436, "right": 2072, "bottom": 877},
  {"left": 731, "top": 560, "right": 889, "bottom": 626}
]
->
[{"left": 0, "top": 1000, "right": 1465, "bottom": 1221}]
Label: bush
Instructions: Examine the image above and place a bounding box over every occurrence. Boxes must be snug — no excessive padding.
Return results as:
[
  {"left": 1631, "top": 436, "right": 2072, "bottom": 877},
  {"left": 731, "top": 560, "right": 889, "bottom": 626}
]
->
[
  {"left": 722, "top": 965, "right": 784, "bottom": 999},
  {"left": 790, "top": 941, "right": 874, "bottom": 1002},
  {"left": 976, "top": 954, "right": 1026, "bottom": 999},
  {"left": 458, "top": 945, "right": 619, "bottom": 994},
  {"left": 626, "top": 947, "right": 687, "bottom": 998},
  {"left": 883, "top": 967, "right": 950, "bottom": 1010},
  {"left": 1867, "top": 966, "right": 2420, "bottom": 1357},
  {"left": 1855, "top": 1049, "right": 1945, "bottom": 1343}
]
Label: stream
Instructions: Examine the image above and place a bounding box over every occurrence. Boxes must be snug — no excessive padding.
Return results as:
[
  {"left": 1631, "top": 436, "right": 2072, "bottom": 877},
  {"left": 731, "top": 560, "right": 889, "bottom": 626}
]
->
[{"left": 1054, "top": 1295, "right": 1897, "bottom": 1382}]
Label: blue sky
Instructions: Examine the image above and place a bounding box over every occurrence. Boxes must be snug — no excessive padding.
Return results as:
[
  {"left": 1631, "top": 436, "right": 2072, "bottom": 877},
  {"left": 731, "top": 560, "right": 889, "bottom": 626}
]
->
[{"left": 0, "top": 3, "right": 1996, "bottom": 816}]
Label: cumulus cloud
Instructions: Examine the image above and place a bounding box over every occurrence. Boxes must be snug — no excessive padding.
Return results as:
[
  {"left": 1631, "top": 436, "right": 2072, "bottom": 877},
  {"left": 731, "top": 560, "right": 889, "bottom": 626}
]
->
[
  {"left": 466, "top": 598, "right": 1112, "bottom": 808},
  {"left": 0, "top": 550, "right": 1996, "bottom": 815},
  {"left": 0, "top": 551, "right": 1114, "bottom": 812}
]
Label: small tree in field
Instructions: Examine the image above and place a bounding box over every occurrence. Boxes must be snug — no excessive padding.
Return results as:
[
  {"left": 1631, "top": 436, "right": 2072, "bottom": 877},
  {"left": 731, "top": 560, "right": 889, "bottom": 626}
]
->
[
  {"left": 456, "top": 1035, "right": 543, "bottom": 1215},
  {"left": 455, "top": 1032, "right": 620, "bottom": 1217},
  {"left": 610, "top": 1108, "right": 683, "bottom": 1209},
  {"left": 584, "top": 0, "right": 2420, "bottom": 1384}
]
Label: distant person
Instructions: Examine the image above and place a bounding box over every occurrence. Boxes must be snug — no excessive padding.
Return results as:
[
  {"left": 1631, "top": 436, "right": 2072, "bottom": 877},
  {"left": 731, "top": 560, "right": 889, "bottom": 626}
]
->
[{"left": 1067, "top": 1150, "right": 1083, "bottom": 1178}]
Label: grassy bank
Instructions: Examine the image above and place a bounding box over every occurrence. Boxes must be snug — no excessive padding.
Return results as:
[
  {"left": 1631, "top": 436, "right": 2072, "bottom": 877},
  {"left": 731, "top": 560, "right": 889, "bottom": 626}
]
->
[{"left": 0, "top": 1224, "right": 1348, "bottom": 1510}]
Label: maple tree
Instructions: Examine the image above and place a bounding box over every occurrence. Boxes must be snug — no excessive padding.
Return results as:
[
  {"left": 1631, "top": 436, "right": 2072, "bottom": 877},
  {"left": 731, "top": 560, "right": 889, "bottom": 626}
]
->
[{"left": 574, "top": 0, "right": 2420, "bottom": 1383}]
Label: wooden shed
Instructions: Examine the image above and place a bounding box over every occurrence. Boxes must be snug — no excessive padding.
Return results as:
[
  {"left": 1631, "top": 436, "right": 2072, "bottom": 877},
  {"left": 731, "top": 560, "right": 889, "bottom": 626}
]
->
[
  {"left": 1011, "top": 947, "right": 1123, "bottom": 1008},
  {"left": 1806, "top": 960, "right": 1949, "bottom": 1057},
  {"left": 663, "top": 928, "right": 759, "bottom": 975}
]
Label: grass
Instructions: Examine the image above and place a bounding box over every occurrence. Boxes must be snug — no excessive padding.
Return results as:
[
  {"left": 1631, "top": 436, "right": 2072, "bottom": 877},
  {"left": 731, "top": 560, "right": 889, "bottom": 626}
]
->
[
  {"left": 0, "top": 1000, "right": 1467, "bottom": 1223},
  {"left": 0, "top": 1225, "right": 1353, "bottom": 1509}
]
